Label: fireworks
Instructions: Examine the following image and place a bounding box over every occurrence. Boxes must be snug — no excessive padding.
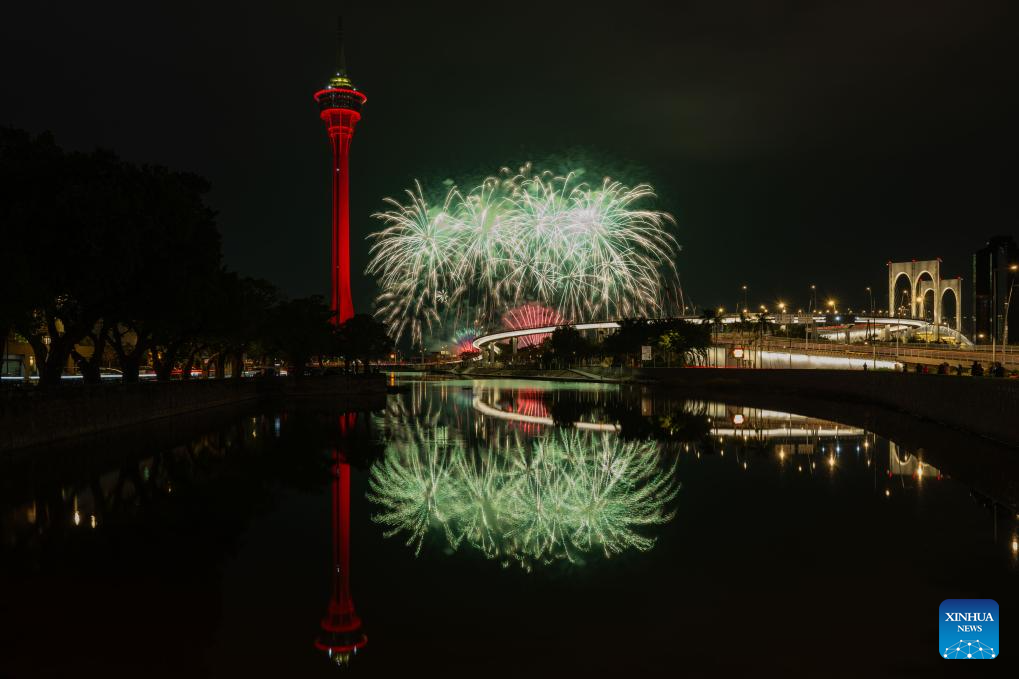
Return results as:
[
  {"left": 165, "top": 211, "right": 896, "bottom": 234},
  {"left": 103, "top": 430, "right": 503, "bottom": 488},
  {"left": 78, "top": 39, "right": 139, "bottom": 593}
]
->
[
  {"left": 451, "top": 326, "right": 483, "bottom": 355},
  {"left": 501, "top": 303, "right": 564, "bottom": 348},
  {"left": 367, "top": 426, "right": 679, "bottom": 569},
  {"left": 367, "top": 166, "right": 679, "bottom": 345}
]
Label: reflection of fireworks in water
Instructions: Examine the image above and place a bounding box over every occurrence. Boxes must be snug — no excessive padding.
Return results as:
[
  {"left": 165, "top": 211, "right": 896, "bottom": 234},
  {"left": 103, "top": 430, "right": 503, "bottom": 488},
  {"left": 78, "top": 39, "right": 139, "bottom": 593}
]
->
[
  {"left": 512, "top": 388, "right": 549, "bottom": 420},
  {"left": 367, "top": 166, "right": 678, "bottom": 345},
  {"left": 502, "top": 303, "right": 565, "bottom": 348},
  {"left": 368, "top": 427, "right": 679, "bottom": 570},
  {"left": 496, "top": 388, "right": 548, "bottom": 435}
]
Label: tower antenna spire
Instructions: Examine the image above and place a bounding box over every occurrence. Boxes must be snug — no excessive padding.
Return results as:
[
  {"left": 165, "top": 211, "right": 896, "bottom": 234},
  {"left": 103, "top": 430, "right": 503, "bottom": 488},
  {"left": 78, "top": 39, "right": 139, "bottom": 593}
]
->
[{"left": 336, "top": 17, "right": 347, "bottom": 76}]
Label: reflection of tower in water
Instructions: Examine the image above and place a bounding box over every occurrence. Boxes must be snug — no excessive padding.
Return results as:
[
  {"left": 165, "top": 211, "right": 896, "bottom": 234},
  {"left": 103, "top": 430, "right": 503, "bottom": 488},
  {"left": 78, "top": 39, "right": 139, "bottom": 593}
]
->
[{"left": 315, "top": 413, "right": 367, "bottom": 666}]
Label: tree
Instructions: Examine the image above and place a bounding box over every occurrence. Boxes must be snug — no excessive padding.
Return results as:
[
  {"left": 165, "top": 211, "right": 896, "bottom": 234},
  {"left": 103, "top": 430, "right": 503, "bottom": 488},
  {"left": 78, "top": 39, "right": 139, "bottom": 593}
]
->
[
  {"left": 1, "top": 129, "right": 228, "bottom": 385},
  {"left": 206, "top": 275, "right": 278, "bottom": 381},
  {"left": 656, "top": 320, "right": 711, "bottom": 366},
  {"left": 263, "top": 296, "right": 335, "bottom": 379},
  {"left": 548, "top": 325, "right": 589, "bottom": 367},
  {"left": 0, "top": 129, "right": 64, "bottom": 379},
  {"left": 108, "top": 165, "right": 224, "bottom": 382},
  {"left": 2, "top": 135, "right": 136, "bottom": 386},
  {"left": 335, "top": 315, "right": 394, "bottom": 371},
  {"left": 603, "top": 318, "right": 654, "bottom": 364},
  {"left": 602, "top": 317, "right": 710, "bottom": 366}
]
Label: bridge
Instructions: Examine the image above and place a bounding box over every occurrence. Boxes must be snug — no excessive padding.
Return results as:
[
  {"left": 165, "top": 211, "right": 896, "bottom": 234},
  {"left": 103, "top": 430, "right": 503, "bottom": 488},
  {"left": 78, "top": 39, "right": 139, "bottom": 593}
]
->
[{"left": 471, "top": 314, "right": 974, "bottom": 352}]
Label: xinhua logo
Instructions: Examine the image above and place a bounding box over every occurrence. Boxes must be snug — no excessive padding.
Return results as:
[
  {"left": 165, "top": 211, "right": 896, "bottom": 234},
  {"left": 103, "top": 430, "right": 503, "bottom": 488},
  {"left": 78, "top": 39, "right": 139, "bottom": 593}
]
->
[{"left": 940, "top": 599, "right": 999, "bottom": 659}]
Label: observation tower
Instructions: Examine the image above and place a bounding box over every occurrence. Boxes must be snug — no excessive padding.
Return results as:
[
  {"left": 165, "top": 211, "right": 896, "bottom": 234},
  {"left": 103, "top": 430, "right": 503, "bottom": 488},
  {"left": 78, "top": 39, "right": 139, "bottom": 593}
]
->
[{"left": 314, "top": 20, "right": 366, "bottom": 324}]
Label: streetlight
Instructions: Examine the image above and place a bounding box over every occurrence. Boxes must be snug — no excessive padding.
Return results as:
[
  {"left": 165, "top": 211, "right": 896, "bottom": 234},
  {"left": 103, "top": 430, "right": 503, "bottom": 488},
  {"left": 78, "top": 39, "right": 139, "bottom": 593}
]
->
[
  {"left": 713, "top": 307, "right": 726, "bottom": 364},
  {"left": 1003, "top": 264, "right": 1018, "bottom": 350},
  {"left": 776, "top": 302, "right": 789, "bottom": 364},
  {"left": 865, "top": 287, "right": 873, "bottom": 341},
  {"left": 742, "top": 284, "right": 749, "bottom": 313},
  {"left": 809, "top": 284, "right": 817, "bottom": 313},
  {"left": 915, "top": 295, "right": 929, "bottom": 345}
]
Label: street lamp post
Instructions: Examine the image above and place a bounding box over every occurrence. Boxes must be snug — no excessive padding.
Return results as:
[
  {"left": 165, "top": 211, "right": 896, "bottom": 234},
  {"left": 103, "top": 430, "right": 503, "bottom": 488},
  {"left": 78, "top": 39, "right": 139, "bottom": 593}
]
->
[
  {"left": 1003, "top": 264, "right": 1018, "bottom": 355},
  {"left": 742, "top": 284, "right": 749, "bottom": 314},
  {"left": 777, "top": 302, "right": 790, "bottom": 367},
  {"left": 915, "top": 295, "right": 928, "bottom": 346},
  {"left": 715, "top": 307, "right": 724, "bottom": 366},
  {"left": 865, "top": 286, "right": 873, "bottom": 341}
]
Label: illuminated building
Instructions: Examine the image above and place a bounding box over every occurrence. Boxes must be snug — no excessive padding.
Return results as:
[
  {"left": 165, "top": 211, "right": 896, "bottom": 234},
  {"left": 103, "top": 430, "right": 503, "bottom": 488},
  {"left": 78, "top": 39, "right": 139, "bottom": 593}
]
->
[{"left": 972, "top": 235, "right": 1019, "bottom": 343}]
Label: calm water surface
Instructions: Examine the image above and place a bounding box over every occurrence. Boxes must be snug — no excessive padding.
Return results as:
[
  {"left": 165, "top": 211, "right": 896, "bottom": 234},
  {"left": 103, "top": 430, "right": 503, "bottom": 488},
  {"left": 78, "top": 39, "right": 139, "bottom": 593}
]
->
[{"left": 1, "top": 376, "right": 1016, "bottom": 677}]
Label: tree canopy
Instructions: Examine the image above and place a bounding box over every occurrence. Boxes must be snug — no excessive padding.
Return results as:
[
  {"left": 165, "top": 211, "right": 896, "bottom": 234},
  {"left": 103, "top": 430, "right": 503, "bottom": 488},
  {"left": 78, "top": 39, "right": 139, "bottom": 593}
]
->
[{"left": 0, "top": 127, "right": 389, "bottom": 385}]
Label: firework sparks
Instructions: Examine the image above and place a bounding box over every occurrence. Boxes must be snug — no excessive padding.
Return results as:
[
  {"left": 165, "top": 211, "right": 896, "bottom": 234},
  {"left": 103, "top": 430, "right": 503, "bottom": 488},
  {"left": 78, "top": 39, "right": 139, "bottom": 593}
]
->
[
  {"left": 501, "top": 303, "right": 565, "bottom": 348},
  {"left": 368, "top": 166, "right": 679, "bottom": 344},
  {"left": 451, "top": 326, "right": 483, "bottom": 355}
]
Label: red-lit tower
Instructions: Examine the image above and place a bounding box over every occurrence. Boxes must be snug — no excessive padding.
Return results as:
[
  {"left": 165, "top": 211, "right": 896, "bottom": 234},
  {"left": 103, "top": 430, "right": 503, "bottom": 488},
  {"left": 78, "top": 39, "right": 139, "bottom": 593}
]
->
[
  {"left": 315, "top": 414, "right": 367, "bottom": 666},
  {"left": 314, "top": 21, "right": 366, "bottom": 324}
]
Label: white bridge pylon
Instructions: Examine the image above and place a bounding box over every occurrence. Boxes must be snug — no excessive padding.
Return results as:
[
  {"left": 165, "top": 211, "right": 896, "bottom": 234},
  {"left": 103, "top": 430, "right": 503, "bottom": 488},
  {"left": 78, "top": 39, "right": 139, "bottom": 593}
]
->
[{"left": 887, "top": 259, "right": 963, "bottom": 331}]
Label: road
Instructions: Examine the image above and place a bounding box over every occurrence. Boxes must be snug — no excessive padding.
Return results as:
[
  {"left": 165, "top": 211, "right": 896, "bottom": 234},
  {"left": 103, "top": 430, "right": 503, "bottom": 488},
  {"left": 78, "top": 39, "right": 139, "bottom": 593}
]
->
[{"left": 713, "top": 335, "right": 1019, "bottom": 370}]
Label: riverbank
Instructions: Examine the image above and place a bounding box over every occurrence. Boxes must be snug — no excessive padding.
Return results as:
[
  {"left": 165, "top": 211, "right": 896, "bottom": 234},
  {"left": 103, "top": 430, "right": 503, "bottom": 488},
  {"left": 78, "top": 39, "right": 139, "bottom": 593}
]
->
[
  {"left": 452, "top": 365, "right": 1019, "bottom": 449},
  {"left": 0, "top": 376, "right": 387, "bottom": 452}
]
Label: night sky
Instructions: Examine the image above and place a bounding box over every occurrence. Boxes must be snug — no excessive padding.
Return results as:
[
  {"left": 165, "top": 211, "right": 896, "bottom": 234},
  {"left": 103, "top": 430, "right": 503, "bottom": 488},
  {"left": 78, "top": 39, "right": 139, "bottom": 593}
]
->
[{"left": 2, "top": 1, "right": 1014, "bottom": 315}]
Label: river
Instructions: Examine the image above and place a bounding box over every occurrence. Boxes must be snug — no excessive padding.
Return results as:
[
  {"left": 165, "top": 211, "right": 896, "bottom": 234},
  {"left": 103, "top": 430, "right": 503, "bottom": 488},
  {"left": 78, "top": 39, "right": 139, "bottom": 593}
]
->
[{"left": 1, "top": 375, "right": 1015, "bottom": 676}]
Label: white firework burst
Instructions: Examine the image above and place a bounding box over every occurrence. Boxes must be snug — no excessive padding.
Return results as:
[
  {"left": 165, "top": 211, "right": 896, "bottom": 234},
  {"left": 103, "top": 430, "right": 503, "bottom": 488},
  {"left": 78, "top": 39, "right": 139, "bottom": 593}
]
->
[{"left": 367, "top": 167, "right": 679, "bottom": 344}]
